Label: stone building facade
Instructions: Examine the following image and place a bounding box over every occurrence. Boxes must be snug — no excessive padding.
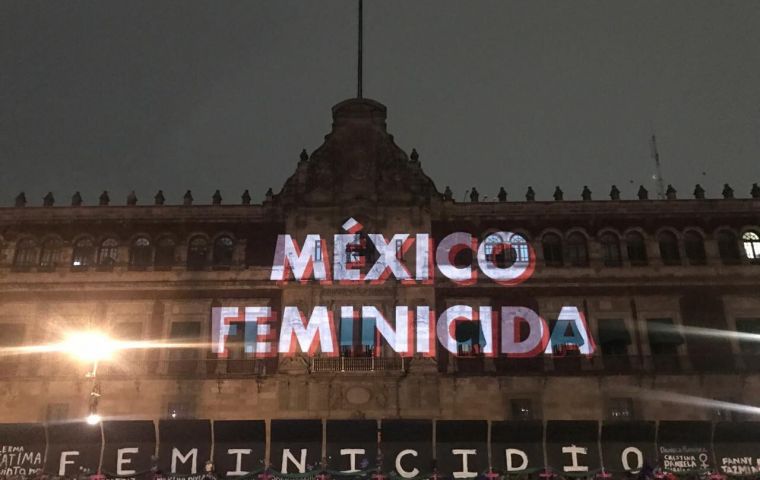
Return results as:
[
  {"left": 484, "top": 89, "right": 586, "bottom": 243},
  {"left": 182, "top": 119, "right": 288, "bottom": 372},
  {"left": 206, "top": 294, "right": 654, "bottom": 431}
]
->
[{"left": 1, "top": 97, "right": 760, "bottom": 432}]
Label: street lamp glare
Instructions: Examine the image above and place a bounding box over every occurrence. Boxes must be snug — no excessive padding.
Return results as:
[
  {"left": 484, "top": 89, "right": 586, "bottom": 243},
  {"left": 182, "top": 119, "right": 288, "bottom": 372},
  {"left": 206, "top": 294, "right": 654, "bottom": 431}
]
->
[
  {"left": 85, "top": 413, "right": 102, "bottom": 425},
  {"left": 62, "top": 331, "right": 117, "bottom": 363}
]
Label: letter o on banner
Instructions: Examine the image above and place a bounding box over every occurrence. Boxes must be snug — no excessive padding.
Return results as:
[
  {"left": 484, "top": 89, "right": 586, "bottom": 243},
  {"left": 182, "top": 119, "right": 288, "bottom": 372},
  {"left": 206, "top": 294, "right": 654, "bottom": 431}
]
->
[{"left": 621, "top": 447, "right": 644, "bottom": 473}]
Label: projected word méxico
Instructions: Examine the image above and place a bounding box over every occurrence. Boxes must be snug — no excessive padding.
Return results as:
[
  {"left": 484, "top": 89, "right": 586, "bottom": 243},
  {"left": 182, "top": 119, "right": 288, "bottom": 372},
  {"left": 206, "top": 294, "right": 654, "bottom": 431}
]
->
[{"left": 211, "top": 218, "right": 596, "bottom": 357}]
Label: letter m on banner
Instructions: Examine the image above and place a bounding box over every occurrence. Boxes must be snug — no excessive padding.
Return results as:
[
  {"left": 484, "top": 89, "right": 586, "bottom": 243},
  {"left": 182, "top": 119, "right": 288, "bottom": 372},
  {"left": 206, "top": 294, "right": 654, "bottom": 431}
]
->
[{"left": 270, "top": 234, "right": 330, "bottom": 282}]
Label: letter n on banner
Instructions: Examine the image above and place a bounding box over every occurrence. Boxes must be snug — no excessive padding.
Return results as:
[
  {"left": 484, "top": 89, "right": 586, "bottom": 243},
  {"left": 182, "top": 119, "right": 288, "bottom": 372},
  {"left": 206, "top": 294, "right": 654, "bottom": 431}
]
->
[
  {"left": 381, "top": 420, "right": 433, "bottom": 479},
  {"left": 270, "top": 420, "right": 322, "bottom": 474}
]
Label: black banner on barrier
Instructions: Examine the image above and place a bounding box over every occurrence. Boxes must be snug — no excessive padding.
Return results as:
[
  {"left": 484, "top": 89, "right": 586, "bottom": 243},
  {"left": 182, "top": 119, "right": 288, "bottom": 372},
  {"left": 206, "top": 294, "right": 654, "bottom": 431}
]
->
[
  {"left": 326, "top": 420, "right": 377, "bottom": 473},
  {"left": 213, "top": 420, "right": 266, "bottom": 477},
  {"left": 102, "top": 420, "right": 156, "bottom": 478},
  {"left": 0, "top": 423, "right": 45, "bottom": 476},
  {"left": 380, "top": 420, "right": 432, "bottom": 479},
  {"left": 270, "top": 420, "right": 322, "bottom": 474},
  {"left": 436, "top": 421, "right": 487, "bottom": 478},
  {"left": 158, "top": 419, "right": 212, "bottom": 477},
  {"left": 491, "top": 421, "right": 544, "bottom": 473},
  {"left": 46, "top": 422, "right": 102, "bottom": 476},
  {"left": 657, "top": 421, "right": 712, "bottom": 473},
  {"left": 600, "top": 421, "right": 655, "bottom": 473},
  {"left": 546, "top": 421, "right": 600, "bottom": 474},
  {"left": 714, "top": 421, "right": 760, "bottom": 476}
]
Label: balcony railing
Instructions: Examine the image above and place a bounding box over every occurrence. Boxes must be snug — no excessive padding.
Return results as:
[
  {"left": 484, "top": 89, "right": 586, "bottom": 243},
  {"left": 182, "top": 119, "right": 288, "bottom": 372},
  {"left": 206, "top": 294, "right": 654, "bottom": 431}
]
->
[
  {"left": 311, "top": 356, "right": 406, "bottom": 373},
  {"left": 0, "top": 353, "right": 754, "bottom": 379}
]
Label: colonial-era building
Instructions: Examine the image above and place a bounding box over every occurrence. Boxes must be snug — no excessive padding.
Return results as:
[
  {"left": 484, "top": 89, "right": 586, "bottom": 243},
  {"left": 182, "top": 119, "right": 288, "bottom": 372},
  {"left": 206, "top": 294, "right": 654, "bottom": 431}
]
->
[{"left": 1, "top": 97, "right": 760, "bottom": 478}]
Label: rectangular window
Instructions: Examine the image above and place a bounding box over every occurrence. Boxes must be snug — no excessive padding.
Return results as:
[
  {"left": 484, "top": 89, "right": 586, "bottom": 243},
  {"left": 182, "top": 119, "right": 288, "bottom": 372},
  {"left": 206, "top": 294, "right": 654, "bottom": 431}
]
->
[
  {"left": 608, "top": 398, "right": 634, "bottom": 420},
  {"left": 46, "top": 403, "right": 69, "bottom": 422},
  {"left": 167, "top": 401, "right": 191, "bottom": 419},
  {"left": 714, "top": 401, "right": 735, "bottom": 422},
  {"left": 0, "top": 324, "right": 25, "bottom": 373},
  {"left": 395, "top": 239, "right": 404, "bottom": 260},
  {"left": 511, "top": 399, "right": 536, "bottom": 420},
  {"left": 736, "top": 318, "right": 760, "bottom": 354},
  {"left": 0, "top": 323, "right": 25, "bottom": 348},
  {"left": 647, "top": 318, "right": 683, "bottom": 356},
  {"left": 109, "top": 322, "right": 142, "bottom": 374},
  {"left": 360, "top": 315, "right": 376, "bottom": 356},
  {"left": 598, "top": 319, "right": 631, "bottom": 356},
  {"left": 314, "top": 240, "right": 322, "bottom": 262},
  {"left": 168, "top": 321, "right": 201, "bottom": 375}
]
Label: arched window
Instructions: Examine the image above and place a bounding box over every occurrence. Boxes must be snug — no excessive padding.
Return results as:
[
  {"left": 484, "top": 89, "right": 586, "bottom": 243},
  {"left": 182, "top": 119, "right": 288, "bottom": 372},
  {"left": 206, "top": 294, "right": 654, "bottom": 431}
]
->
[
  {"left": 600, "top": 233, "right": 622, "bottom": 267},
  {"left": 155, "top": 237, "right": 176, "bottom": 268},
  {"left": 483, "top": 232, "right": 527, "bottom": 267},
  {"left": 684, "top": 231, "right": 707, "bottom": 265},
  {"left": 626, "top": 232, "right": 648, "bottom": 266},
  {"left": 129, "top": 237, "right": 153, "bottom": 269},
  {"left": 716, "top": 230, "right": 741, "bottom": 264},
  {"left": 13, "top": 238, "right": 38, "bottom": 270},
  {"left": 39, "top": 238, "right": 62, "bottom": 269},
  {"left": 98, "top": 238, "right": 119, "bottom": 267},
  {"left": 72, "top": 238, "right": 95, "bottom": 268},
  {"left": 743, "top": 231, "right": 760, "bottom": 263},
  {"left": 658, "top": 231, "right": 681, "bottom": 265},
  {"left": 566, "top": 233, "right": 588, "bottom": 267},
  {"left": 213, "top": 236, "right": 234, "bottom": 267},
  {"left": 542, "top": 233, "right": 563, "bottom": 267},
  {"left": 509, "top": 233, "right": 530, "bottom": 264},
  {"left": 187, "top": 236, "right": 209, "bottom": 270}
]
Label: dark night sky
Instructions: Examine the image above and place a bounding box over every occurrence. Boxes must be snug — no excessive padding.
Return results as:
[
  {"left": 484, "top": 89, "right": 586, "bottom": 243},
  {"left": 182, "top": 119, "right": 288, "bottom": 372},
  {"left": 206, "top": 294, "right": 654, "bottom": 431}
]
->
[{"left": 2, "top": 1, "right": 759, "bottom": 205}]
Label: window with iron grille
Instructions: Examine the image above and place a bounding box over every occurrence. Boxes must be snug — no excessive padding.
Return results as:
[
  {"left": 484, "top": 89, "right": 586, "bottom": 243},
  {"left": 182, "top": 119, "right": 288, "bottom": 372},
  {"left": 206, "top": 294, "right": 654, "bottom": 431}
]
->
[
  {"left": 542, "top": 233, "right": 563, "bottom": 267},
  {"left": 608, "top": 397, "right": 634, "bottom": 420},
  {"left": 511, "top": 399, "right": 536, "bottom": 420},
  {"left": 658, "top": 232, "right": 681, "bottom": 265},
  {"left": 601, "top": 233, "right": 622, "bottom": 267},
  {"left": 625, "top": 232, "right": 648, "bottom": 266},
  {"left": 566, "top": 233, "right": 589, "bottom": 267}
]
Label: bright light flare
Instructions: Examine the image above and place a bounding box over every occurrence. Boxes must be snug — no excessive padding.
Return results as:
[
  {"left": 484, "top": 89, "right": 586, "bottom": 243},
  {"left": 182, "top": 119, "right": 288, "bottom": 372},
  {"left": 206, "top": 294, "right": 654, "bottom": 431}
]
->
[
  {"left": 62, "top": 331, "right": 118, "bottom": 363},
  {"left": 85, "top": 413, "right": 102, "bottom": 425}
]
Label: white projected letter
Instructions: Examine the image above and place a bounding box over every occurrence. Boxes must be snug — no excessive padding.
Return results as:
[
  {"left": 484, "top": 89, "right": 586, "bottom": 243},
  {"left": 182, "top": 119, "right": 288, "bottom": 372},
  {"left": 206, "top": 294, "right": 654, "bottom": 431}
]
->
[
  {"left": 279, "top": 306, "right": 336, "bottom": 356},
  {"left": 437, "top": 305, "right": 473, "bottom": 354},
  {"left": 270, "top": 234, "right": 328, "bottom": 281}
]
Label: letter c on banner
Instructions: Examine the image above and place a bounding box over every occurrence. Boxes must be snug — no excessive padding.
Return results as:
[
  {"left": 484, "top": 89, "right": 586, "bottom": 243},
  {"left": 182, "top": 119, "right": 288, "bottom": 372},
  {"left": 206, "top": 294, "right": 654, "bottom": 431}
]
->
[
  {"left": 396, "top": 449, "right": 420, "bottom": 478},
  {"left": 622, "top": 447, "right": 644, "bottom": 473}
]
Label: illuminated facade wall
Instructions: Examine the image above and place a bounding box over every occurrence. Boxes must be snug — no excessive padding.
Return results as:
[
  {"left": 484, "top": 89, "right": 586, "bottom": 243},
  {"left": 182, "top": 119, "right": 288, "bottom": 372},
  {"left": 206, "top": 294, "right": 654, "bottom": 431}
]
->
[{"left": 1, "top": 98, "right": 760, "bottom": 426}]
